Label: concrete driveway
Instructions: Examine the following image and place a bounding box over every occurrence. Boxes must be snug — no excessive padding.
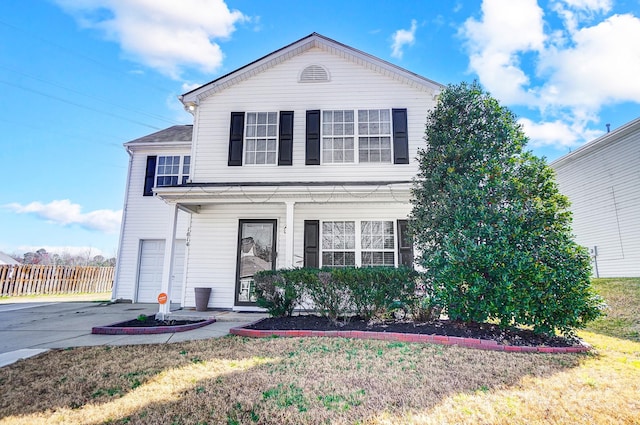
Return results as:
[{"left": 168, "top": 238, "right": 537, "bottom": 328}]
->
[{"left": 0, "top": 300, "right": 265, "bottom": 368}]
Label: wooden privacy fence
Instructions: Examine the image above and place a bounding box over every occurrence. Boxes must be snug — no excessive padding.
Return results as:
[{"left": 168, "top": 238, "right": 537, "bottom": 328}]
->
[{"left": 0, "top": 265, "right": 114, "bottom": 296}]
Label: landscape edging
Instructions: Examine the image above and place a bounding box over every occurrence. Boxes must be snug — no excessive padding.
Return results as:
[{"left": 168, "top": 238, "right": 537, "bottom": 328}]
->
[
  {"left": 229, "top": 318, "right": 592, "bottom": 354},
  {"left": 92, "top": 319, "right": 216, "bottom": 335}
]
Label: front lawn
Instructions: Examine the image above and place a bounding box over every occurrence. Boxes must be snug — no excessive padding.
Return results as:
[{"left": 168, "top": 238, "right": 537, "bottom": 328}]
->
[{"left": 0, "top": 278, "right": 638, "bottom": 424}]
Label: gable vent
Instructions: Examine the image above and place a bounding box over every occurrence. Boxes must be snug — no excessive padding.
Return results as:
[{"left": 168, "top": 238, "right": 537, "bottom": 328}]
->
[{"left": 299, "top": 64, "right": 329, "bottom": 83}]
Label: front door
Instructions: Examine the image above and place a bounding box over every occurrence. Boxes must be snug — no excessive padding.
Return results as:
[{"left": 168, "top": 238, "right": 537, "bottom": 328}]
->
[{"left": 235, "top": 220, "right": 277, "bottom": 305}]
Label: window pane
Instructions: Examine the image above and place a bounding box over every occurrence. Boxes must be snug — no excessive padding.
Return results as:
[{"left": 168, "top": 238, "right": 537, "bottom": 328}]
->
[{"left": 344, "top": 110, "right": 354, "bottom": 122}]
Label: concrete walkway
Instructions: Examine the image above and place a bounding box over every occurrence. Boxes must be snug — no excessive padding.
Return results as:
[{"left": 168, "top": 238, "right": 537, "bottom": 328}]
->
[{"left": 0, "top": 299, "right": 266, "bottom": 368}]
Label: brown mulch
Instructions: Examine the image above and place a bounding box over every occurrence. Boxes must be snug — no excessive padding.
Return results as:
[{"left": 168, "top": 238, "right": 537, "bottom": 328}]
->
[{"left": 246, "top": 315, "right": 581, "bottom": 347}]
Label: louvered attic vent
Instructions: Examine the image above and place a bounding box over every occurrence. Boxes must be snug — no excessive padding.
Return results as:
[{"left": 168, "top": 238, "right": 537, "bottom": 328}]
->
[{"left": 299, "top": 64, "right": 329, "bottom": 82}]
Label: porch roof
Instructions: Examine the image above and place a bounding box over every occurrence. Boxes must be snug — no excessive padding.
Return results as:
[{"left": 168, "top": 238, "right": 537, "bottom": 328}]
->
[{"left": 154, "top": 180, "right": 412, "bottom": 213}]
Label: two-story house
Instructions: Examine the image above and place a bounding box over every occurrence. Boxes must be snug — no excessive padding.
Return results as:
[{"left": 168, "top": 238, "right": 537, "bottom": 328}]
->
[
  {"left": 551, "top": 117, "right": 640, "bottom": 278},
  {"left": 112, "top": 33, "right": 443, "bottom": 312}
]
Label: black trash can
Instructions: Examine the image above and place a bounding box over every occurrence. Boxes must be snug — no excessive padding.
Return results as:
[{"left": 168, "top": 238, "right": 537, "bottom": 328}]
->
[{"left": 194, "top": 287, "right": 211, "bottom": 312}]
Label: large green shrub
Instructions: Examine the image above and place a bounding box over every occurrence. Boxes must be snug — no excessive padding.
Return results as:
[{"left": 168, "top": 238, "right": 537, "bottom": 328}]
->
[{"left": 410, "top": 81, "right": 603, "bottom": 336}]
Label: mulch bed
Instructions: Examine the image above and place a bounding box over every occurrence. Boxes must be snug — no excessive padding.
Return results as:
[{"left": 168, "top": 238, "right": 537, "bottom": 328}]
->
[
  {"left": 108, "top": 317, "right": 206, "bottom": 328},
  {"left": 92, "top": 316, "right": 215, "bottom": 335},
  {"left": 246, "top": 315, "right": 581, "bottom": 347}
]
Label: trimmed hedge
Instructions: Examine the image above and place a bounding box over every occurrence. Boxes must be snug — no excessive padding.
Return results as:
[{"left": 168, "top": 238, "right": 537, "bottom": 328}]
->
[{"left": 253, "top": 267, "right": 420, "bottom": 324}]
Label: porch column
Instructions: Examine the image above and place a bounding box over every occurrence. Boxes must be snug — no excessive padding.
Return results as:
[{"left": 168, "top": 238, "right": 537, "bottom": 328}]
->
[
  {"left": 285, "top": 201, "right": 295, "bottom": 268},
  {"left": 157, "top": 203, "right": 179, "bottom": 320}
]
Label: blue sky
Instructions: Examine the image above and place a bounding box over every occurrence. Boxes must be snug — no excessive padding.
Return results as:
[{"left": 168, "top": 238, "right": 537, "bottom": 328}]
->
[{"left": 1, "top": 0, "right": 639, "bottom": 258}]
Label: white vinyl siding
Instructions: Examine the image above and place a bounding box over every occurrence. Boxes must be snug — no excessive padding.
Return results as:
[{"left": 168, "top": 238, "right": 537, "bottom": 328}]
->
[
  {"left": 113, "top": 145, "right": 191, "bottom": 302},
  {"left": 552, "top": 121, "right": 640, "bottom": 277},
  {"left": 190, "top": 47, "right": 437, "bottom": 183}
]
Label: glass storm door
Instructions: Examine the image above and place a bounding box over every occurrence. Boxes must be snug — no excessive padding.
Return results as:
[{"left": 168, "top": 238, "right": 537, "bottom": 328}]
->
[{"left": 235, "top": 220, "right": 277, "bottom": 305}]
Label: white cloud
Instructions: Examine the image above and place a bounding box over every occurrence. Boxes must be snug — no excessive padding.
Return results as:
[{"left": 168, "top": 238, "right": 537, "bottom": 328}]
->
[
  {"left": 461, "top": 0, "right": 545, "bottom": 104},
  {"left": 54, "top": 0, "right": 246, "bottom": 79},
  {"left": 3, "top": 200, "right": 122, "bottom": 233},
  {"left": 461, "top": 0, "right": 640, "bottom": 150},
  {"left": 391, "top": 20, "right": 418, "bottom": 59},
  {"left": 539, "top": 14, "right": 640, "bottom": 109}
]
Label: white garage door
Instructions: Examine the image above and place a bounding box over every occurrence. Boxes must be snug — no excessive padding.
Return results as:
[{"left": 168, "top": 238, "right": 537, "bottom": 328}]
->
[{"left": 136, "top": 239, "right": 185, "bottom": 304}]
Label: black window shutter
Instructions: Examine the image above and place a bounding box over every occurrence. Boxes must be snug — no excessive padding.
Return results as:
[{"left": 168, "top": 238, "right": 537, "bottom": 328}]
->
[
  {"left": 228, "top": 112, "right": 245, "bottom": 166},
  {"left": 278, "top": 111, "right": 294, "bottom": 165},
  {"left": 143, "top": 156, "right": 157, "bottom": 196},
  {"left": 397, "top": 220, "right": 414, "bottom": 268},
  {"left": 303, "top": 220, "right": 320, "bottom": 268},
  {"left": 305, "top": 110, "right": 320, "bottom": 165},
  {"left": 392, "top": 108, "right": 409, "bottom": 164}
]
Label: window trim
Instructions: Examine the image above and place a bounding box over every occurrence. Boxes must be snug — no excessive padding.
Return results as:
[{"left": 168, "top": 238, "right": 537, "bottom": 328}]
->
[
  {"left": 243, "top": 111, "right": 279, "bottom": 166},
  {"left": 155, "top": 155, "right": 191, "bottom": 188},
  {"left": 320, "top": 108, "right": 394, "bottom": 165},
  {"left": 319, "top": 219, "right": 398, "bottom": 268}
]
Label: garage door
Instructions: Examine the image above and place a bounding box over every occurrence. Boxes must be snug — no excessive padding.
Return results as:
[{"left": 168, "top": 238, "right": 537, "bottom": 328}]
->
[{"left": 136, "top": 239, "right": 185, "bottom": 304}]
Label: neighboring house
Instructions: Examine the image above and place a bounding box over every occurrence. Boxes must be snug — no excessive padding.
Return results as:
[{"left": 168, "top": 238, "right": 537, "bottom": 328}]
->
[
  {"left": 550, "top": 117, "right": 640, "bottom": 277},
  {"left": 112, "top": 33, "right": 443, "bottom": 311},
  {"left": 0, "top": 252, "right": 20, "bottom": 265}
]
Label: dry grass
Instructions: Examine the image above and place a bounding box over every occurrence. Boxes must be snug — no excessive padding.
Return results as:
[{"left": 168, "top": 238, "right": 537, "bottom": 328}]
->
[{"left": 0, "top": 279, "right": 639, "bottom": 425}]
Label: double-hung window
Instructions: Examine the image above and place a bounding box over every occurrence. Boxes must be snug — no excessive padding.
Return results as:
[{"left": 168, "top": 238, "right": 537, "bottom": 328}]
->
[
  {"left": 244, "top": 112, "right": 278, "bottom": 165},
  {"left": 358, "top": 109, "right": 392, "bottom": 163},
  {"left": 360, "top": 221, "right": 395, "bottom": 266},
  {"left": 321, "top": 221, "right": 356, "bottom": 267},
  {"left": 321, "top": 220, "right": 395, "bottom": 267},
  {"left": 322, "top": 110, "right": 355, "bottom": 163},
  {"left": 321, "top": 109, "right": 392, "bottom": 164},
  {"left": 156, "top": 155, "right": 190, "bottom": 187}
]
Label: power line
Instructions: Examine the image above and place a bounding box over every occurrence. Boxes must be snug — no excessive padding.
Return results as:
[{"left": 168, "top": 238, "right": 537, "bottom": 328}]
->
[
  {"left": 0, "top": 19, "right": 173, "bottom": 95},
  {"left": 0, "top": 64, "right": 182, "bottom": 126},
  {"left": 0, "top": 79, "right": 163, "bottom": 131}
]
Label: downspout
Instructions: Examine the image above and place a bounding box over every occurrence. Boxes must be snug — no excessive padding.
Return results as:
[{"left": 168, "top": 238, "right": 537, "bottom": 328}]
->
[{"left": 112, "top": 146, "right": 134, "bottom": 301}]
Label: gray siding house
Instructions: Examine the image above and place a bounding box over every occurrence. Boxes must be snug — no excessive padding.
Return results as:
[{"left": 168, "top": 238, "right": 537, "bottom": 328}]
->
[{"left": 550, "top": 117, "right": 640, "bottom": 277}]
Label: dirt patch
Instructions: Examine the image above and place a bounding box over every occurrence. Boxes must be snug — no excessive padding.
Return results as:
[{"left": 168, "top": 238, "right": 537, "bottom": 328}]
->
[{"left": 246, "top": 315, "right": 580, "bottom": 347}]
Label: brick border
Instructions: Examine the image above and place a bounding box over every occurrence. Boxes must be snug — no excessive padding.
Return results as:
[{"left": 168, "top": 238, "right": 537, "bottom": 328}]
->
[
  {"left": 229, "top": 319, "right": 591, "bottom": 354},
  {"left": 92, "top": 319, "right": 216, "bottom": 335}
]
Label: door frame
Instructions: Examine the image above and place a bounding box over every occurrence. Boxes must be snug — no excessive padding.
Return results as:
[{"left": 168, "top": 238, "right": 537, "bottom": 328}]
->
[{"left": 234, "top": 219, "right": 278, "bottom": 306}]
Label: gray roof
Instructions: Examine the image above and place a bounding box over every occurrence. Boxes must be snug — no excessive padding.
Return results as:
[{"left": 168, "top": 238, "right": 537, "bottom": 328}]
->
[
  {"left": 127, "top": 125, "right": 193, "bottom": 145},
  {"left": 0, "top": 252, "right": 19, "bottom": 265}
]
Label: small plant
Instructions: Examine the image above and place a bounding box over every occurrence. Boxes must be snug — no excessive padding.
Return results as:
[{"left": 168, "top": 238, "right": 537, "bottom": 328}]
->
[
  {"left": 136, "top": 314, "right": 148, "bottom": 322},
  {"left": 262, "top": 383, "right": 308, "bottom": 412}
]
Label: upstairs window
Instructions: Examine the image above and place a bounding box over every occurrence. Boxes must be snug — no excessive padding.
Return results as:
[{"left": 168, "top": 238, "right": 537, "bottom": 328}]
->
[
  {"left": 358, "top": 109, "right": 392, "bottom": 163},
  {"left": 156, "top": 155, "right": 190, "bottom": 187},
  {"left": 229, "top": 111, "right": 294, "bottom": 166},
  {"left": 245, "top": 112, "right": 278, "bottom": 165},
  {"left": 321, "top": 109, "right": 393, "bottom": 164},
  {"left": 322, "top": 110, "right": 354, "bottom": 163}
]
